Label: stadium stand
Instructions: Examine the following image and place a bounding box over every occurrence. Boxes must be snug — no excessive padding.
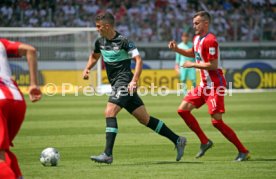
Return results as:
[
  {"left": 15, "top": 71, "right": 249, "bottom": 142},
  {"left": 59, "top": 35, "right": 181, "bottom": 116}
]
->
[{"left": 0, "top": 0, "right": 275, "bottom": 42}]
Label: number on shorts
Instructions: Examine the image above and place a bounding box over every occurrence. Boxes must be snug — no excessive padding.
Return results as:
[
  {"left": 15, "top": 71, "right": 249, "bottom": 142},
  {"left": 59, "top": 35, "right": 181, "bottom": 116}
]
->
[{"left": 210, "top": 98, "right": 216, "bottom": 108}]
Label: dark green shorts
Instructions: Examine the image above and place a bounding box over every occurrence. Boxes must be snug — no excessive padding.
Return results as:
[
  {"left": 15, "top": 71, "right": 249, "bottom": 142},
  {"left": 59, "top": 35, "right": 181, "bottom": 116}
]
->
[{"left": 108, "top": 86, "right": 144, "bottom": 113}]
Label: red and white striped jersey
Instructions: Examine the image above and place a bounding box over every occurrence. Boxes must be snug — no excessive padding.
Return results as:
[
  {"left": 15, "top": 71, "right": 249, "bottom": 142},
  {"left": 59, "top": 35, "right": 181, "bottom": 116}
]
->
[
  {"left": 192, "top": 33, "right": 226, "bottom": 88},
  {"left": 0, "top": 38, "right": 24, "bottom": 100}
]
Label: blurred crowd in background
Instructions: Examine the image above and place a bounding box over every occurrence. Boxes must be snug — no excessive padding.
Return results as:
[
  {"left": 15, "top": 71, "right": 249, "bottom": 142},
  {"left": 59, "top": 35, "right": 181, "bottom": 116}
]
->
[{"left": 0, "top": 0, "right": 275, "bottom": 42}]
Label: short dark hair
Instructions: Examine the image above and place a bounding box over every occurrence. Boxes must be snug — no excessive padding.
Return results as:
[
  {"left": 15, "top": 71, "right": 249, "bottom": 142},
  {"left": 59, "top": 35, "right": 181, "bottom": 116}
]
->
[
  {"left": 95, "top": 12, "right": 115, "bottom": 26},
  {"left": 193, "top": 11, "right": 211, "bottom": 22}
]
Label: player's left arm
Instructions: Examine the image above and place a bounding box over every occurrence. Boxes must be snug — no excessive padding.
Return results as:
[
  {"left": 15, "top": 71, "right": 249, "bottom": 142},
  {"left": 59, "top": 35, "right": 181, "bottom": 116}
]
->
[
  {"left": 18, "top": 43, "right": 42, "bottom": 102},
  {"left": 183, "top": 39, "right": 218, "bottom": 70},
  {"left": 182, "top": 59, "right": 217, "bottom": 70}
]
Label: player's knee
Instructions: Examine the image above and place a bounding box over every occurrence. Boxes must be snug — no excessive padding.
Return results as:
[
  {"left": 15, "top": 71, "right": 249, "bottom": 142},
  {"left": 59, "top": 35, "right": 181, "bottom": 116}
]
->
[
  {"left": 0, "top": 150, "right": 5, "bottom": 161},
  {"left": 211, "top": 113, "right": 222, "bottom": 120},
  {"left": 135, "top": 113, "right": 150, "bottom": 125},
  {"left": 138, "top": 118, "right": 149, "bottom": 126},
  {"left": 104, "top": 108, "right": 116, "bottom": 117},
  {"left": 178, "top": 101, "right": 194, "bottom": 111}
]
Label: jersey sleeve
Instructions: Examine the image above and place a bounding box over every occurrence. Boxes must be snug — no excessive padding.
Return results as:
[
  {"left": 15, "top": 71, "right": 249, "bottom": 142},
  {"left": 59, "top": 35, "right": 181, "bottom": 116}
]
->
[
  {"left": 122, "top": 38, "right": 140, "bottom": 58},
  {"left": 0, "top": 39, "right": 21, "bottom": 57},
  {"left": 93, "top": 39, "right": 101, "bottom": 53},
  {"left": 175, "top": 53, "right": 180, "bottom": 64},
  {"left": 204, "top": 39, "right": 218, "bottom": 61},
  {"left": 175, "top": 44, "right": 180, "bottom": 64},
  {"left": 188, "top": 41, "right": 193, "bottom": 49}
]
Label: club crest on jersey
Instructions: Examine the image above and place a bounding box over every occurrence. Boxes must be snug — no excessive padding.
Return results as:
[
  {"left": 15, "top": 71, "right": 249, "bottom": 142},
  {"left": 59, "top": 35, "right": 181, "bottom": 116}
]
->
[{"left": 209, "top": 47, "right": 216, "bottom": 55}]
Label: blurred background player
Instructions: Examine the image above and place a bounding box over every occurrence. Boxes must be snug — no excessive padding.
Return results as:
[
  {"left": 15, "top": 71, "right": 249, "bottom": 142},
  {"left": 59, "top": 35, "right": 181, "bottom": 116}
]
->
[
  {"left": 175, "top": 32, "right": 196, "bottom": 95},
  {"left": 168, "top": 11, "right": 250, "bottom": 161},
  {"left": 0, "top": 38, "right": 42, "bottom": 179},
  {"left": 82, "top": 12, "right": 186, "bottom": 164}
]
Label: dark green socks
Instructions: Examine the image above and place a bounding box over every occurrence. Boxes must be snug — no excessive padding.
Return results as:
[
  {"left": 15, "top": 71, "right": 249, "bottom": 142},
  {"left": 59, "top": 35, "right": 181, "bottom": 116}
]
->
[
  {"left": 147, "top": 116, "right": 179, "bottom": 145},
  {"left": 104, "top": 117, "right": 118, "bottom": 156}
]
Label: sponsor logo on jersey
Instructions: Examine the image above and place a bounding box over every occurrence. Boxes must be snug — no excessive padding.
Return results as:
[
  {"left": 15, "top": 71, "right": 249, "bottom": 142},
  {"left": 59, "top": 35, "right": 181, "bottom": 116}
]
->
[{"left": 112, "top": 42, "right": 119, "bottom": 50}]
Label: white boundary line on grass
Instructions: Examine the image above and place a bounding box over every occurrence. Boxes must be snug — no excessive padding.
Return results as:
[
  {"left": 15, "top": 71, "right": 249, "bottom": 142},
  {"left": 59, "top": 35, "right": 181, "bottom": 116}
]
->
[{"left": 168, "top": 89, "right": 276, "bottom": 94}]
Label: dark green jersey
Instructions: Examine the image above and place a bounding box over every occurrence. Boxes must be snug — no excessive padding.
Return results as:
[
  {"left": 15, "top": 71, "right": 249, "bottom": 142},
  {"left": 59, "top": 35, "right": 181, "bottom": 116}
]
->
[{"left": 94, "top": 31, "right": 139, "bottom": 86}]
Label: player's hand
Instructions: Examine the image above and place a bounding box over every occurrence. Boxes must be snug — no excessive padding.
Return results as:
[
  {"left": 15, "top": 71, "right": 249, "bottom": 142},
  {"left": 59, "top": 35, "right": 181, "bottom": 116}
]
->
[
  {"left": 168, "top": 40, "right": 177, "bottom": 51},
  {"left": 128, "top": 81, "right": 137, "bottom": 93},
  {"left": 29, "top": 85, "right": 42, "bottom": 103},
  {"left": 82, "top": 68, "right": 90, "bottom": 80},
  {"left": 182, "top": 61, "right": 194, "bottom": 68}
]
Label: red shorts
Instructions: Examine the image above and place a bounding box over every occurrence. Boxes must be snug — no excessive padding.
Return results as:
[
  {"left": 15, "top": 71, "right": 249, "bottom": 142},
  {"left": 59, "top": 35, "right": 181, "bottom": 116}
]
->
[
  {"left": 0, "top": 99, "right": 26, "bottom": 150},
  {"left": 184, "top": 86, "right": 225, "bottom": 114}
]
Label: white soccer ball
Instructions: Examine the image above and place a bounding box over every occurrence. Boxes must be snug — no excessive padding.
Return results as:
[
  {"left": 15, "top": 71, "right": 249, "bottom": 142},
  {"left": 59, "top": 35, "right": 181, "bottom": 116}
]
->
[{"left": 40, "top": 147, "right": 60, "bottom": 166}]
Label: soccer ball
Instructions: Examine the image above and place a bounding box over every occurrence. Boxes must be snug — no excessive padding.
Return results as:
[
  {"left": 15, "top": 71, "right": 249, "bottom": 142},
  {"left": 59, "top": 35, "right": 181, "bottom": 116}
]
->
[{"left": 40, "top": 147, "right": 60, "bottom": 166}]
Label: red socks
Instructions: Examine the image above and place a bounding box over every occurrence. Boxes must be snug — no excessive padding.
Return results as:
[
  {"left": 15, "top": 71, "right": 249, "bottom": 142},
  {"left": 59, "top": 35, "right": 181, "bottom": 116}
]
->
[
  {"left": 0, "top": 162, "right": 16, "bottom": 179},
  {"left": 212, "top": 119, "right": 248, "bottom": 153},
  {"left": 5, "top": 151, "right": 22, "bottom": 178},
  {"left": 177, "top": 109, "right": 248, "bottom": 153},
  {"left": 177, "top": 109, "right": 209, "bottom": 144}
]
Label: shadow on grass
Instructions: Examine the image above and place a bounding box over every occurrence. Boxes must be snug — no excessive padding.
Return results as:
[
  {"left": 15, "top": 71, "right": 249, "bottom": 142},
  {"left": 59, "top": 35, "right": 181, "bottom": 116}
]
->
[
  {"left": 248, "top": 158, "right": 276, "bottom": 162},
  {"left": 92, "top": 160, "right": 203, "bottom": 167},
  {"left": 153, "top": 161, "right": 203, "bottom": 165}
]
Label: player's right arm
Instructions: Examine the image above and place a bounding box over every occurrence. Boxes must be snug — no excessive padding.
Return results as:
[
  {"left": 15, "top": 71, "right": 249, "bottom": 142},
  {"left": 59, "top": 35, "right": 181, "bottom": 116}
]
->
[
  {"left": 168, "top": 40, "right": 195, "bottom": 58},
  {"left": 83, "top": 39, "right": 101, "bottom": 80},
  {"left": 18, "top": 43, "right": 42, "bottom": 103},
  {"left": 82, "top": 52, "right": 101, "bottom": 80}
]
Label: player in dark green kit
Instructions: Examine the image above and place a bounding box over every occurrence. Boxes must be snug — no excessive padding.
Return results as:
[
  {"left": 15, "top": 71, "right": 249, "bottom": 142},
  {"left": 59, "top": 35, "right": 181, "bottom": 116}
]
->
[{"left": 82, "top": 12, "right": 186, "bottom": 164}]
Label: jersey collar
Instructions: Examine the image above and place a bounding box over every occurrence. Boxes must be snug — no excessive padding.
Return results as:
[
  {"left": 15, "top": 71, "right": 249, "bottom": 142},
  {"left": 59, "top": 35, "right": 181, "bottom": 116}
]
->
[{"left": 199, "top": 32, "right": 210, "bottom": 40}]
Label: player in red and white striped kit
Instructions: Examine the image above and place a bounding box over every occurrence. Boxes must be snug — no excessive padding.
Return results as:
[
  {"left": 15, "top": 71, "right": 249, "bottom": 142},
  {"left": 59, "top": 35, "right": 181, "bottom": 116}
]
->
[
  {"left": 0, "top": 38, "right": 42, "bottom": 179},
  {"left": 168, "top": 11, "right": 250, "bottom": 161}
]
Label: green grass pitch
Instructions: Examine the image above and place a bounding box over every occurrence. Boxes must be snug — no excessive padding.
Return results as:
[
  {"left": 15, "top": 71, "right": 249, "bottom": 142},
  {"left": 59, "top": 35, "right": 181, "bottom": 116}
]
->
[{"left": 13, "top": 92, "right": 276, "bottom": 179}]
